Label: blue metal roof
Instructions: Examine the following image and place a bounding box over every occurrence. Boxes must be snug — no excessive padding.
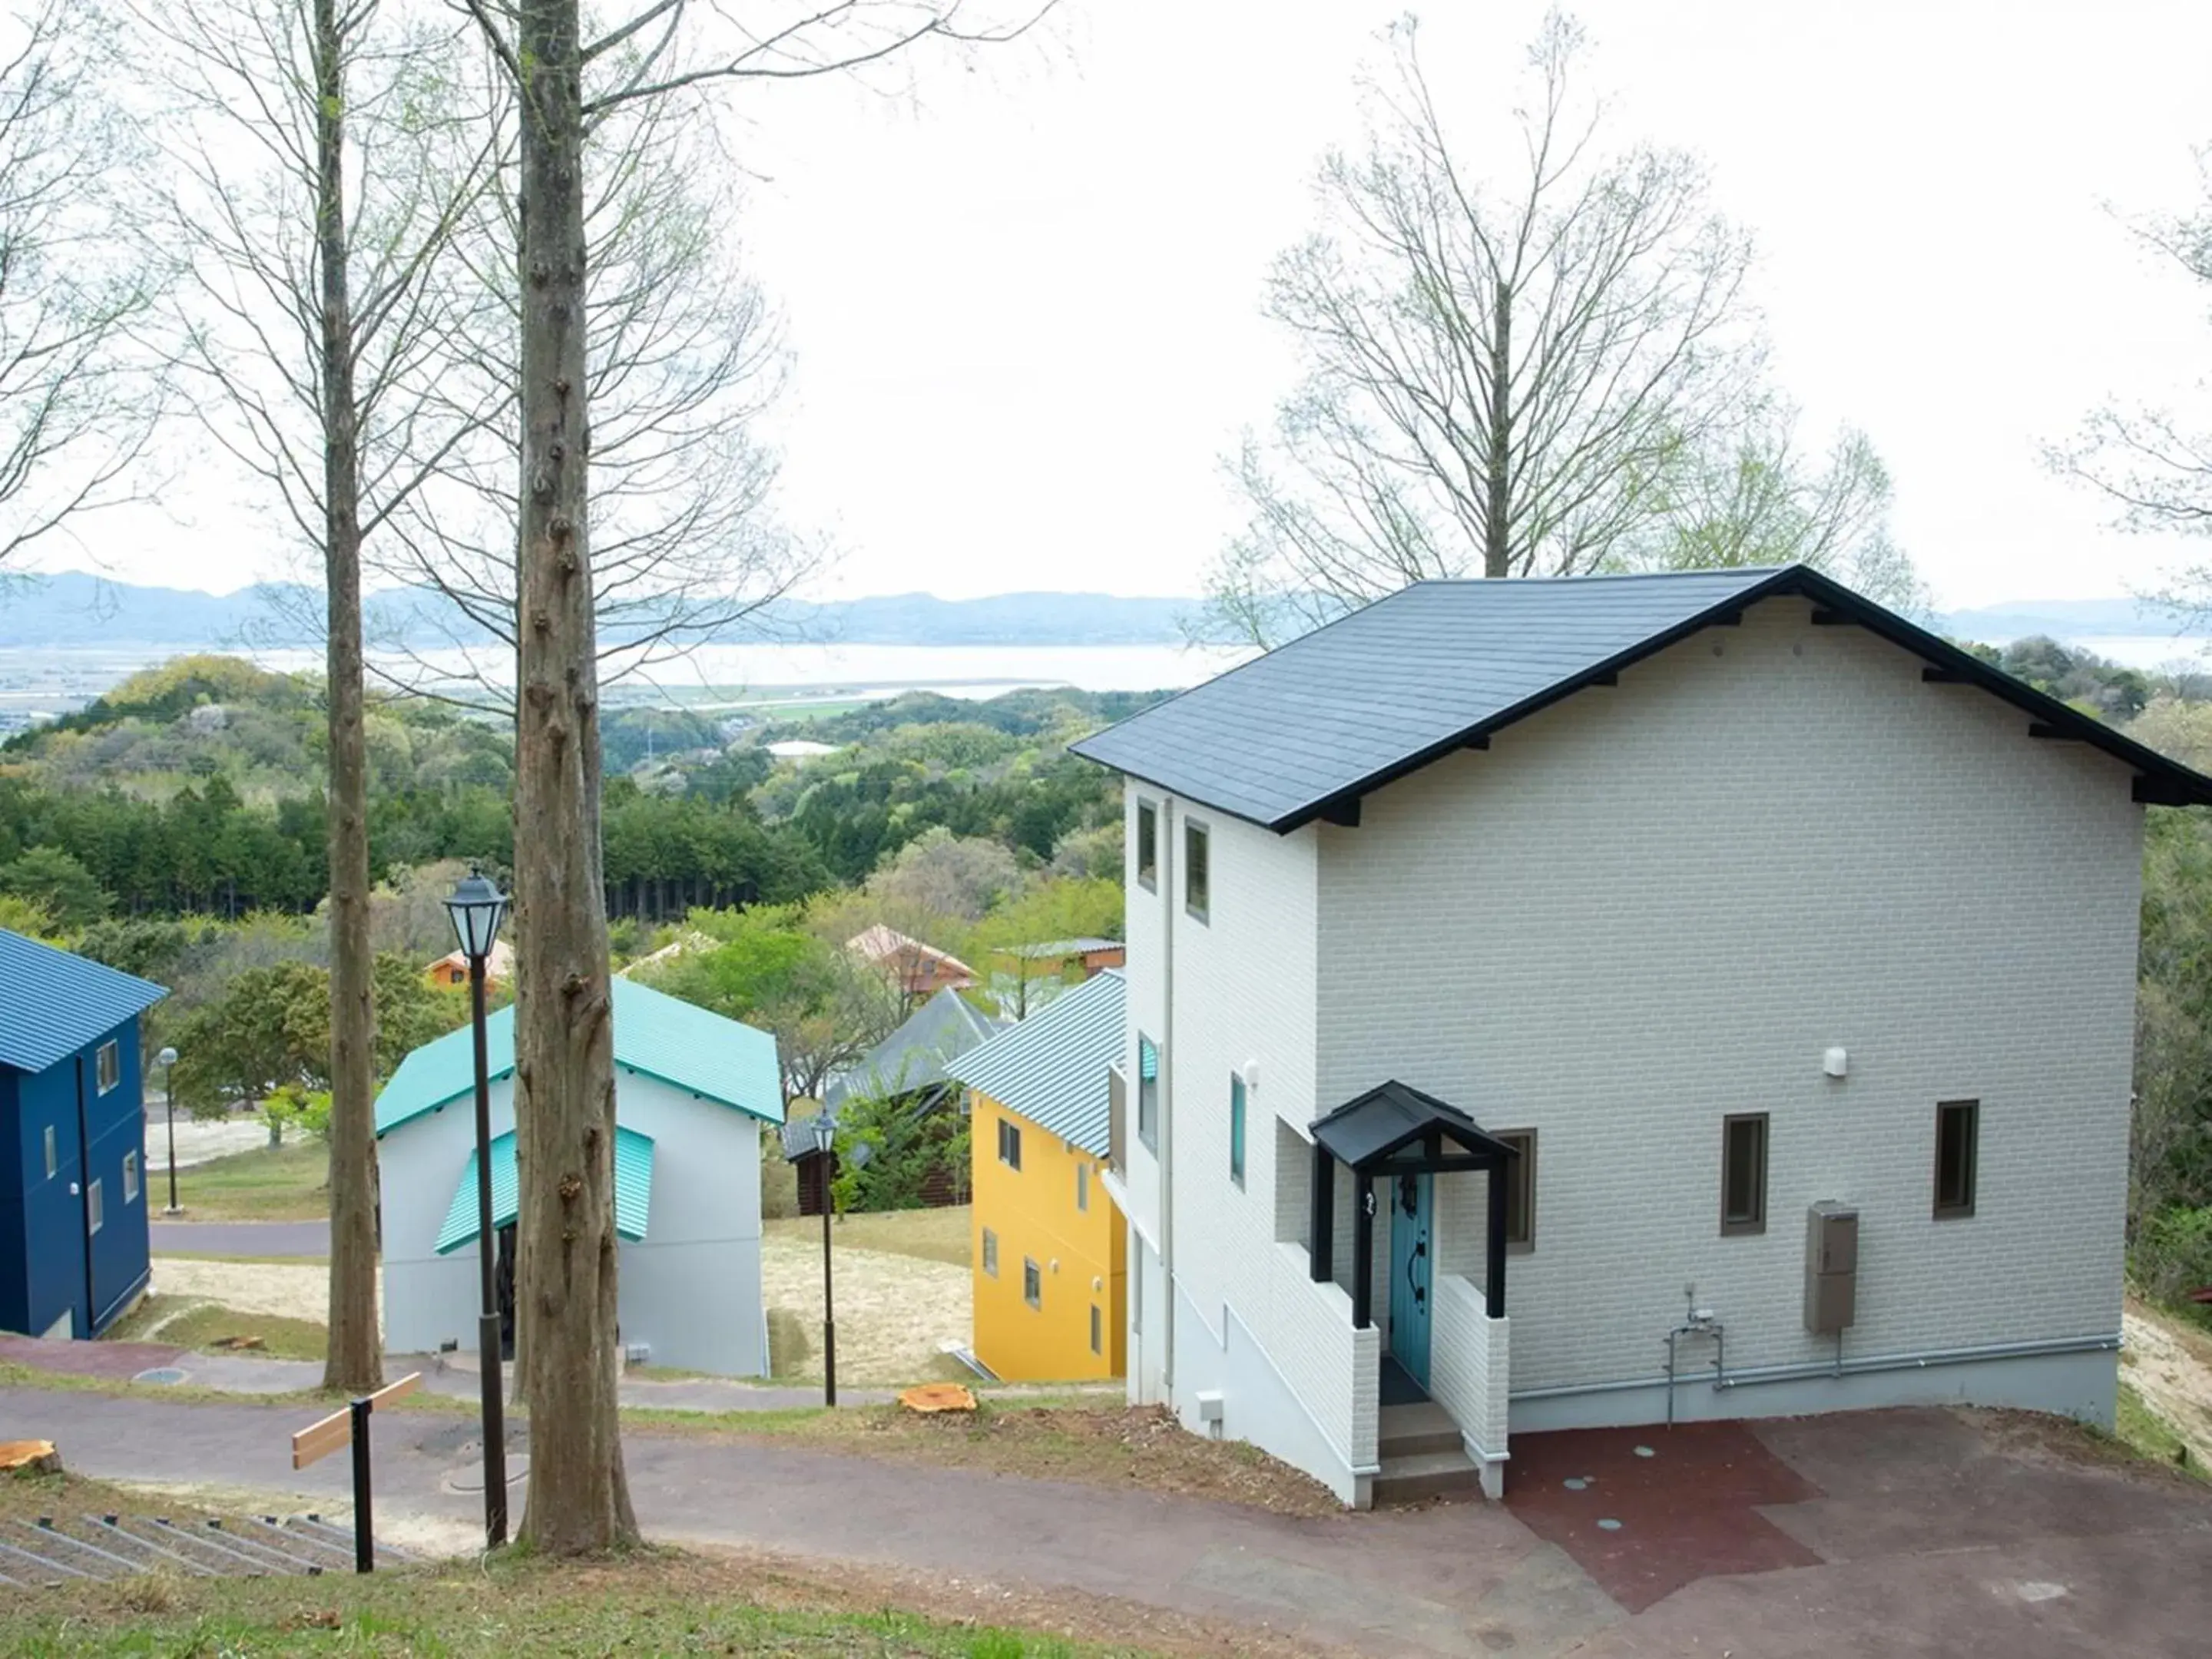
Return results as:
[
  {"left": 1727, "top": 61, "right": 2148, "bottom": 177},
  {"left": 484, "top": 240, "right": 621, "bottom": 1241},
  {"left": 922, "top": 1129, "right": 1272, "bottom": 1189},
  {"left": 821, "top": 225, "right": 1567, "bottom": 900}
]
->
[
  {"left": 376, "top": 976, "right": 783, "bottom": 1137},
  {"left": 435, "top": 1125, "right": 654, "bottom": 1253},
  {"left": 1070, "top": 565, "right": 2212, "bottom": 829},
  {"left": 947, "top": 969, "right": 1122, "bottom": 1157},
  {"left": 0, "top": 928, "right": 167, "bottom": 1075}
]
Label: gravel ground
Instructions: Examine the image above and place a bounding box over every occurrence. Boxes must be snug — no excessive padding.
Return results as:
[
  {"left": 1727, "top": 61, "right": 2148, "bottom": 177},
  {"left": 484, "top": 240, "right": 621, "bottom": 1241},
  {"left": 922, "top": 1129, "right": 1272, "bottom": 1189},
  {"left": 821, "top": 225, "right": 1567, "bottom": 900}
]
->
[
  {"left": 147, "top": 1240, "right": 968, "bottom": 1386},
  {"left": 144, "top": 1114, "right": 270, "bottom": 1167}
]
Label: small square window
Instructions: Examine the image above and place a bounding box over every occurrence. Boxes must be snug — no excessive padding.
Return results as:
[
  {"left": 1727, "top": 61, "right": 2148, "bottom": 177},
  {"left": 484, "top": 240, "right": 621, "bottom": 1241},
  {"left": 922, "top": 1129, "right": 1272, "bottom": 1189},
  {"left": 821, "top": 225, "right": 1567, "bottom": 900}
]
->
[
  {"left": 44, "top": 1124, "right": 57, "bottom": 1179},
  {"left": 87, "top": 1177, "right": 104, "bottom": 1236},
  {"left": 982, "top": 1228, "right": 998, "bottom": 1277},
  {"left": 1721, "top": 1114, "right": 1768, "bottom": 1236},
  {"left": 1137, "top": 1035, "right": 1159, "bottom": 1152},
  {"left": 123, "top": 1151, "right": 140, "bottom": 1204},
  {"left": 1076, "top": 1162, "right": 1089, "bottom": 1212},
  {"left": 1136, "top": 801, "right": 1158, "bottom": 891},
  {"left": 1498, "top": 1129, "right": 1536, "bottom": 1251},
  {"left": 95, "top": 1040, "right": 120, "bottom": 1095},
  {"left": 998, "top": 1118, "right": 1023, "bottom": 1171},
  {"left": 1023, "top": 1257, "right": 1042, "bottom": 1310},
  {"left": 1229, "top": 1072, "right": 1247, "bottom": 1187},
  {"left": 1184, "top": 821, "right": 1210, "bottom": 922},
  {"left": 1090, "top": 1304, "right": 1103, "bottom": 1355},
  {"left": 1935, "top": 1100, "right": 1979, "bottom": 1220}
]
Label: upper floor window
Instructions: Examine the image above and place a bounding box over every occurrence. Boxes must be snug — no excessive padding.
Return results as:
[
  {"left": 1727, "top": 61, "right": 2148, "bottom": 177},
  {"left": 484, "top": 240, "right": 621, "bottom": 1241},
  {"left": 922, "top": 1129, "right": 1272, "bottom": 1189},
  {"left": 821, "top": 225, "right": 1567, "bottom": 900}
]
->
[
  {"left": 123, "top": 1151, "right": 141, "bottom": 1204},
  {"left": 1137, "top": 1035, "right": 1159, "bottom": 1151},
  {"left": 1720, "top": 1113, "right": 1768, "bottom": 1236},
  {"left": 1184, "top": 821, "right": 1210, "bottom": 922},
  {"left": 43, "top": 1124, "right": 57, "bottom": 1179},
  {"left": 1136, "top": 801, "right": 1158, "bottom": 891},
  {"left": 1229, "top": 1072, "right": 1247, "bottom": 1188},
  {"left": 95, "top": 1040, "right": 120, "bottom": 1095},
  {"left": 1076, "top": 1161, "right": 1090, "bottom": 1212},
  {"left": 1498, "top": 1129, "right": 1536, "bottom": 1250},
  {"left": 998, "top": 1118, "right": 1023, "bottom": 1172},
  {"left": 982, "top": 1227, "right": 999, "bottom": 1277},
  {"left": 1935, "top": 1100, "right": 1979, "bottom": 1220},
  {"left": 87, "top": 1177, "right": 104, "bottom": 1236}
]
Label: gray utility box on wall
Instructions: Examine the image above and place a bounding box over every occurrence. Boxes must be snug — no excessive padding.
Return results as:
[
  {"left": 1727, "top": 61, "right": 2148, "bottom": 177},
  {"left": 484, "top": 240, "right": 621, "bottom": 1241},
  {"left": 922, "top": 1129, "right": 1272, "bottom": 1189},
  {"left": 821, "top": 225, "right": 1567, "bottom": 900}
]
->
[{"left": 1805, "top": 1201, "right": 1859, "bottom": 1334}]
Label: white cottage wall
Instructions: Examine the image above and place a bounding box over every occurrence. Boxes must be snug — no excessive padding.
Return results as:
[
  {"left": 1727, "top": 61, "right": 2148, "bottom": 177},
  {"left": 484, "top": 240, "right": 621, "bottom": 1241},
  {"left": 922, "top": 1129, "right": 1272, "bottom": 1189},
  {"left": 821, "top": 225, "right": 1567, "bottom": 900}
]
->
[
  {"left": 1315, "top": 595, "right": 2141, "bottom": 1429},
  {"left": 377, "top": 1071, "right": 767, "bottom": 1376}
]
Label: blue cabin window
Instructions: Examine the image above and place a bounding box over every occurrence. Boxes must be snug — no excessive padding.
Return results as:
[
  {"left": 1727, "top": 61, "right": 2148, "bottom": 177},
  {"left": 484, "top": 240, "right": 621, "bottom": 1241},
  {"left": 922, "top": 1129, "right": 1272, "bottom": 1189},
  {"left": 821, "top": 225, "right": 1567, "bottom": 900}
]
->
[
  {"left": 95, "top": 1040, "right": 120, "bottom": 1094},
  {"left": 1229, "top": 1072, "right": 1247, "bottom": 1187},
  {"left": 87, "top": 1178, "right": 104, "bottom": 1236},
  {"left": 124, "top": 1151, "right": 141, "bottom": 1204},
  {"left": 43, "top": 1124, "right": 56, "bottom": 1179}
]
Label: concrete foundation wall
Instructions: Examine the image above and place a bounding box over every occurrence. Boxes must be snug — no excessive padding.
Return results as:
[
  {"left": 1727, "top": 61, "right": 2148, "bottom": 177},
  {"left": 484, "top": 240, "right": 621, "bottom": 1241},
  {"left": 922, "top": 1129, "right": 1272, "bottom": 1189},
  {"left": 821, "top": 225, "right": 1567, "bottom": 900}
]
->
[{"left": 1509, "top": 1342, "right": 2120, "bottom": 1435}]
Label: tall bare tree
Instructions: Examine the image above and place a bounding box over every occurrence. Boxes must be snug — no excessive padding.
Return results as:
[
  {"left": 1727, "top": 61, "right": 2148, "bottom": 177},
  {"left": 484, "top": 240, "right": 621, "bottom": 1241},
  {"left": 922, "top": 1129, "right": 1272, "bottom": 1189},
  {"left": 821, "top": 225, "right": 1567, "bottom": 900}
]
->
[
  {"left": 457, "top": 0, "right": 1054, "bottom": 1555},
  {"left": 139, "top": 0, "right": 493, "bottom": 1394},
  {"left": 2053, "top": 153, "right": 2212, "bottom": 617},
  {"left": 369, "top": 68, "right": 809, "bottom": 711},
  {"left": 1606, "top": 397, "right": 1929, "bottom": 613},
  {"left": 1206, "top": 11, "right": 1757, "bottom": 645},
  {"left": 0, "top": 2, "right": 162, "bottom": 566}
]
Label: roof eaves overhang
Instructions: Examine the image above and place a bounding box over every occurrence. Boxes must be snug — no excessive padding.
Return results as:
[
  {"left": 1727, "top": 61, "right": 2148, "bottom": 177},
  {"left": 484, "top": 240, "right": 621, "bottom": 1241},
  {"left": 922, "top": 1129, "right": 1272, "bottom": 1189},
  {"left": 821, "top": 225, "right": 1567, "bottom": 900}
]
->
[{"left": 1276, "top": 565, "right": 2212, "bottom": 832}]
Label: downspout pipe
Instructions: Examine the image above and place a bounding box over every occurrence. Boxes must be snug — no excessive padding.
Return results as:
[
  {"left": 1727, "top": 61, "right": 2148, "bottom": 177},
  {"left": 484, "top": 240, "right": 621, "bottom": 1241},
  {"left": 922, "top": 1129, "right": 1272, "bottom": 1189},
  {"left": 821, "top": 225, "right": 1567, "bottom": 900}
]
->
[{"left": 1160, "top": 794, "right": 1175, "bottom": 1399}]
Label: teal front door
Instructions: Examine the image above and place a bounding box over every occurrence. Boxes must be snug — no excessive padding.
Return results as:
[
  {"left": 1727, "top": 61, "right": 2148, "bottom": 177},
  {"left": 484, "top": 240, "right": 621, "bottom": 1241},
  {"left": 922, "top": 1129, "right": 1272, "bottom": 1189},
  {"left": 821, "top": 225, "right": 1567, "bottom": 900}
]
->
[{"left": 1387, "top": 1171, "right": 1433, "bottom": 1389}]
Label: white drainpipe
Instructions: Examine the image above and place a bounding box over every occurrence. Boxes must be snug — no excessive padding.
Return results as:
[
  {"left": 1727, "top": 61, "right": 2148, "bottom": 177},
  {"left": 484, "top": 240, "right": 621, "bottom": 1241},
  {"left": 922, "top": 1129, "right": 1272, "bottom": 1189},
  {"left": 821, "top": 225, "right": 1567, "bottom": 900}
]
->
[{"left": 1159, "top": 794, "right": 1176, "bottom": 1399}]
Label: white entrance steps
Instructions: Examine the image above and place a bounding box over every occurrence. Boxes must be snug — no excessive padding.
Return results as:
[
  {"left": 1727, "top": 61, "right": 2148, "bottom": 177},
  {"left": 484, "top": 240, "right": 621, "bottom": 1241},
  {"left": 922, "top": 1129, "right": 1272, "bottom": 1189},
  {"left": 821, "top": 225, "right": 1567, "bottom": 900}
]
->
[{"left": 1373, "top": 1400, "right": 1485, "bottom": 1506}]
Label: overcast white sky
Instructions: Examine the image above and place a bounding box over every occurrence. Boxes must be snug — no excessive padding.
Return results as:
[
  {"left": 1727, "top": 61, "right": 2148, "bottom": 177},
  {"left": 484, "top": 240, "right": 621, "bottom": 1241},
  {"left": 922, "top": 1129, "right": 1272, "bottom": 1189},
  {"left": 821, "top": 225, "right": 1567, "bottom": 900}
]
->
[{"left": 47, "top": 0, "right": 2212, "bottom": 609}]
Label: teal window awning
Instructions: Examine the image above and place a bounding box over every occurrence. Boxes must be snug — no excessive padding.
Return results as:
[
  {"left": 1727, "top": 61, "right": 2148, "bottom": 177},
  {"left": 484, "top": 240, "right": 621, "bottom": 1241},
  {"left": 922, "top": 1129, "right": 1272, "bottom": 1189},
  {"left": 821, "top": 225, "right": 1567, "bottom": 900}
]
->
[{"left": 434, "top": 1126, "right": 655, "bottom": 1254}]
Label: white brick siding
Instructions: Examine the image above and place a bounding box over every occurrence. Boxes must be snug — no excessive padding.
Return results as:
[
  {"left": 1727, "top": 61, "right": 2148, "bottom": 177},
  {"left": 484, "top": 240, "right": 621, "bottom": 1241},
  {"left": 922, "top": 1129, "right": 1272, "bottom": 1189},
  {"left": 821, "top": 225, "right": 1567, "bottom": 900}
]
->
[
  {"left": 1316, "top": 595, "right": 2140, "bottom": 1396},
  {"left": 1430, "top": 1275, "right": 1509, "bottom": 1468}
]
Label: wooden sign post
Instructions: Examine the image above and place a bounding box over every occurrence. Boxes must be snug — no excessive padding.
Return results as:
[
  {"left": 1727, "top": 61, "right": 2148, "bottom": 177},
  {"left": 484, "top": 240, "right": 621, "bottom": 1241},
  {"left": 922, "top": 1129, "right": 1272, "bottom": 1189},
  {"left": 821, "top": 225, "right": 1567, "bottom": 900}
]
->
[{"left": 291, "top": 1373, "right": 420, "bottom": 1573}]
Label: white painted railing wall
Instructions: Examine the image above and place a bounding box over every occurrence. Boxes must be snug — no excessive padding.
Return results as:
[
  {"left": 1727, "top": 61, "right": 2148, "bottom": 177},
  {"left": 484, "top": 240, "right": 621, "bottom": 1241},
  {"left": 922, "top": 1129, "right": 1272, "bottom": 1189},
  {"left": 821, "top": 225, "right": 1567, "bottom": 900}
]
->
[{"left": 1431, "top": 1272, "right": 1511, "bottom": 1496}]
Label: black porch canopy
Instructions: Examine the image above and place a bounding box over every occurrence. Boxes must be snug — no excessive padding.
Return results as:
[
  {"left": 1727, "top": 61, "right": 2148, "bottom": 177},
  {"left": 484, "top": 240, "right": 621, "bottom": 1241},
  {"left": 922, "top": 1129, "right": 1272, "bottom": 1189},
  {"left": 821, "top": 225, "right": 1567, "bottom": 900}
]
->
[{"left": 1307, "top": 1080, "right": 1519, "bottom": 1329}]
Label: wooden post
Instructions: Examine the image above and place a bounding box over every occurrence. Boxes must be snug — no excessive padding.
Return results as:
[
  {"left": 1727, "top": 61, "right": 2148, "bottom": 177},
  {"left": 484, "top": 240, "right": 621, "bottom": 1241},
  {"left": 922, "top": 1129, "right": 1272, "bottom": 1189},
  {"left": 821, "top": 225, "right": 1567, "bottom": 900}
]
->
[{"left": 1310, "top": 1141, "right": 1333, "bottom": 1284}]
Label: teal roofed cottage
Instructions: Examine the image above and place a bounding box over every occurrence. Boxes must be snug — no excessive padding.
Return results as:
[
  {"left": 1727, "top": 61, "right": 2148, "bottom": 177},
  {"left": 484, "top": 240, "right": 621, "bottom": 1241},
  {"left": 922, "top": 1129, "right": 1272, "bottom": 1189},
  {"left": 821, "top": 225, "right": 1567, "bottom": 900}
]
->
[{"left": 376, "top": 977, "right": 783, "bottom": 1377}]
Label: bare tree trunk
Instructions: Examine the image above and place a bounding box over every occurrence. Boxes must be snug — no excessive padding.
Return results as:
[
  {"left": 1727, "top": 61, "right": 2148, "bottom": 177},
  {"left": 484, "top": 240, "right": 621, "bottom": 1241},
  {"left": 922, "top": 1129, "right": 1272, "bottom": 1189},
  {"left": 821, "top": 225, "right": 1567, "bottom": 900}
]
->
[
  {"left": 511, "top": 0, "right": 637, "bottom": 1555},
  {"left": 1484, "top": 279, "right": 1512, "bottom": 581},
  {"left": 317, "top": 0, "right": 382, "bottom": 1399}
]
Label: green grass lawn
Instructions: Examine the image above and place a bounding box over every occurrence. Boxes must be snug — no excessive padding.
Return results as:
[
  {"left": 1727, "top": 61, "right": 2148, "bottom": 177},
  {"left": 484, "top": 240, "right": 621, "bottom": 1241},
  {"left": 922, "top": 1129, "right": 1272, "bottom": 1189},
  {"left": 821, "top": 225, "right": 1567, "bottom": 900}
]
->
[
  {"left": 99, "top": 1294, "right": 329, "bottom": 1363},
  {"left": 168, "top": 1141, "right": 330, "bottom": 1223},
  {"left": 767, "top": 1204, "right": 972, "bottom": 1268}
]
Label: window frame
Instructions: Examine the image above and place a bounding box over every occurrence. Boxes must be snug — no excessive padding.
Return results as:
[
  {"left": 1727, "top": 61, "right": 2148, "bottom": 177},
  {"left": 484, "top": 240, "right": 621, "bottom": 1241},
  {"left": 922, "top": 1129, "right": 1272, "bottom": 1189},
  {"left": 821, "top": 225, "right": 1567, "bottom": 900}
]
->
[
  {"left": 981, "top": 1227, "right": 999, "bottom": 1277},
  {"left": 95, "top": 1040, "right": 120, "bottom": 1095},
  {"left": 1184, "top": 819, "right": 1210, "bottom": 923},
  {"left": 123, "top": 1151, "right": 140, "bottom": 1205},
  {"left": 1136, "top": 800, "right": 1158, "bottom": 892},
  {"left": 998, "top": 1117, "right": 1023, "bottom": 1172},
  {"left": 1137, "top": 1035, "right": 1159, "bottom": 1152},
  {"left": 1228, "top": 1071, "right": 1247, "bottom": 1188},
  {"left": 1934, "top": 1099, "right": 1979, "bottom": 1220},
  {"left": 1022, "top": 1257, "right": 1042, "bottom": 1310},
  {"left": 1497, "top": 1129, "right": 1537, "bottom": 1253},
  {"left": 1076, "top": 1161, "right": 1089, "bottom": 1213},
  {"left": 87, "top": 1177, "right": 104, "bottom": 1236},
  {"left": 1720, "top": 1112, "right": 1769, "bottom": 1237},
  {"left": 43, "top": 1124, "right": 57, "bottom": 1179},
  {"left": 1090, "top": 1303, "right": 1103, "bottom": 1356}
]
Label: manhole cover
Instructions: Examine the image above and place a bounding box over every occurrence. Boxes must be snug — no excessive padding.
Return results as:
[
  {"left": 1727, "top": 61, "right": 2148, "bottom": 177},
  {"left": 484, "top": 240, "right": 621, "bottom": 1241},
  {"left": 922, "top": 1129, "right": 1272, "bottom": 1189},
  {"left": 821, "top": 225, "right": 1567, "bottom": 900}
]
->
[{"left": 132, "top": 1367, "right": 189, "bottom": 1386}]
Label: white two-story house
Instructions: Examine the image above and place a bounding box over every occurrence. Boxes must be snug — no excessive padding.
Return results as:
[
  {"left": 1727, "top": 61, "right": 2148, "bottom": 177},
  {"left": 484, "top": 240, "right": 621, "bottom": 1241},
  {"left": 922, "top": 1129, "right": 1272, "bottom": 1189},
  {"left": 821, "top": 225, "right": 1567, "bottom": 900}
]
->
[{"left": 1073, "top": 565, "right": 2212, "bottom": 1508}]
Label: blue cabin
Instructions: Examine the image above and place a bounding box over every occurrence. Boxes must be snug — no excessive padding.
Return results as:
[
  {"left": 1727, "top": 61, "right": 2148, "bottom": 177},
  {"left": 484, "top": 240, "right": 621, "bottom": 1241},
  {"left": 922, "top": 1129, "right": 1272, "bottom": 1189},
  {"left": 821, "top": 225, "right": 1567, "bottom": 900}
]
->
[{"left": 0, "top": 929, "right": 167, "bottom": 1339}]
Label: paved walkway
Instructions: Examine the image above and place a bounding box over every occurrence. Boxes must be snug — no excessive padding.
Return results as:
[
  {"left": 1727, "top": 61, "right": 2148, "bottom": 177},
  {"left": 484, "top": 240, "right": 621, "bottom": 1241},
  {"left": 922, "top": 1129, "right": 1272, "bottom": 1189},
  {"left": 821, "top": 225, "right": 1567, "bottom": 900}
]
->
[
  {"left": 3, "top": 1376, "right": 2210, "bottom": 1655},
  {"left": 151, "top": 1220, "right": 330, "bottom": 1258}
]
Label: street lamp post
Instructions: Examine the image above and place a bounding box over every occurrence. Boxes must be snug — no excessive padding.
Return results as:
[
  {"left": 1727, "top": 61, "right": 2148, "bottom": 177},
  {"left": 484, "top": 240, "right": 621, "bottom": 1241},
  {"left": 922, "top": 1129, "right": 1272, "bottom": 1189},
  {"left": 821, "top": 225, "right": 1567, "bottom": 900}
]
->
[
  {"left": 156, "top": 1047, "right": 180, "bottom": 1215},
  {"left": 445, "top": 869, "right": 508, "bottom": 1548},
  {"left": 809, "top": 1114, "right": 837, "bottom": 1407}
]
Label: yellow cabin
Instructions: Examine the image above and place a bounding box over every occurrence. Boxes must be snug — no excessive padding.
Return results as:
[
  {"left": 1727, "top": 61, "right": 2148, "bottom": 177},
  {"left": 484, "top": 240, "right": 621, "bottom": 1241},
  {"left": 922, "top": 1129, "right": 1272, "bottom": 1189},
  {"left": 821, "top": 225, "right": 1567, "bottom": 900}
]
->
[{"left": 950, "top": 969, "right": 1126, "bottom": 1382}]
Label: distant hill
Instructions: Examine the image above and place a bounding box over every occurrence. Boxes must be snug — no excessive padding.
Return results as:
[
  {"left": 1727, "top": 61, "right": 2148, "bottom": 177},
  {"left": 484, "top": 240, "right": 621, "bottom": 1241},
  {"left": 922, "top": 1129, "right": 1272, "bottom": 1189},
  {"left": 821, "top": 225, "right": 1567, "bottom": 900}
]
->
[
  {"left": 1, "top": 569, "right": 2197, "bottom": 652},
  {"left": 0, "top": 571, "right": 1197, "bottom": 648}
]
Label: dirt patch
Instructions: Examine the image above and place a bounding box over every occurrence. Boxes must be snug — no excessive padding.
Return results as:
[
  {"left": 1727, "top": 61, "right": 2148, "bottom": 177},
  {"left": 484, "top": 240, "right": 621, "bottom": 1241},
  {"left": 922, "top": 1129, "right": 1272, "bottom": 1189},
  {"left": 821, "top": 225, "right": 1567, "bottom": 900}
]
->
[
  {"left": 759, "top": 1234, "right": 967, "bottom": 1386},
  {"left": 2122, "top": 1299, "right": 2212, "bottom": 1467},
  {"left": 147, "top": 1259, "right": 363, "bottom": 1328},
  {"left": 699, "top": 1401, "right": 1344, "bottom": 1517},
  {"left": 1961, "top": 1403, "right": 2205, "bottom": 1488}
]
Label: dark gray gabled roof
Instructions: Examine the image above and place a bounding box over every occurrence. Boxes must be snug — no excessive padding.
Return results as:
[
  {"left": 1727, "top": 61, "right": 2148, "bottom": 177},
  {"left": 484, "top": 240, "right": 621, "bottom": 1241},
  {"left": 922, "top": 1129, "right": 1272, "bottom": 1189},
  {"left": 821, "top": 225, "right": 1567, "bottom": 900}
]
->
[
  {"left": 823, "top": 988, "right": 1006, "bottom": 1111},
  {"left": 1071, "top": 565, "right": 2212, "bottom": 829},
  {"left": 1310, "top": 1080, "right": 1519, "bottom": 1172}
]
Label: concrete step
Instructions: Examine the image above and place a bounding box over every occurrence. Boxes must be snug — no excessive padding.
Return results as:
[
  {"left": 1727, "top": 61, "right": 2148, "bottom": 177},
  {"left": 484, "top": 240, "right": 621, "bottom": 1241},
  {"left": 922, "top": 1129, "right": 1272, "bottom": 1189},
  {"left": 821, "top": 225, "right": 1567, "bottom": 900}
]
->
[
  {"left": 1373, "top": 1447, "right": 1485, "bottom": 1507},
  {"left": 1378, "top": 1400, "right": 1464, "bottom": 1459}
]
